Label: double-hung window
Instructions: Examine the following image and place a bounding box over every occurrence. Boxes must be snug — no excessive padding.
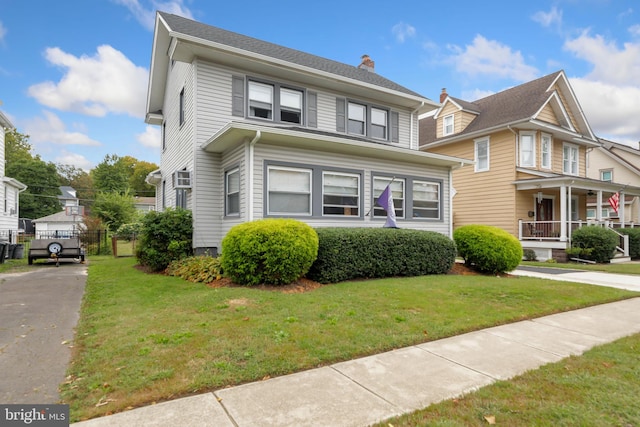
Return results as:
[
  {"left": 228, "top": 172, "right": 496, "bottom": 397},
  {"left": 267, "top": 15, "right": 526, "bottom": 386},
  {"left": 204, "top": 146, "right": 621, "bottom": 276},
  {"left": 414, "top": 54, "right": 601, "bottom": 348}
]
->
[
  {"left": 373, "top": 177, "right": 404, "bottom": 219},
  {"left": 541, "top": 133, "right": 552, "bottom": 169},
  {"left": 176, "top": 188, "right": 187, "bottom": 209},
  {"left": 412, "top": 180, "right": 440, "bottom": 219},
  {"left": 267, "top": 166, "right": 312, "bottom": 215},
  {"left": 348, "top": 103, "right": 366, "bottom": 135},
  {"left": 475, "top": 137, "right": 490, "bottom": 172},
  {"left": 370, "top": 108, "right": 388, "bottom": 139},
  {"left": 600, "top": 169, "right": 613, "bottom": 182},
  {"left": 248, "top": 80, "right": 303, "bottom": 124},
  {"left": 322, "top": 172, "right": 360, "bottom": 216},
  {"left": 563, "top": 143, "right": 579, "bottom": 175},
  {"left": 225, "top": 168, "right": 240, "bottom": 216},
  {"left": 443, "top": 114, "right": 454, "bottom": 136},
  {"left": 519, "top": 132, "right": 535, "bottom": 167}
]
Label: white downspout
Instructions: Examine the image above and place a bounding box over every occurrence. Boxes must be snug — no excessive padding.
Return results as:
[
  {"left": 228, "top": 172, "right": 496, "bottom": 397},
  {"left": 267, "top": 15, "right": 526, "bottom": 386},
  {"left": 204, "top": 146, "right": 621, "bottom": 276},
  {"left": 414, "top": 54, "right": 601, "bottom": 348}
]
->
[
  {"left": 411, "top": 102, "right": 424, "bottom": 149},
  {"left": 248, "top": 130, "right": 261, "bottom": 222},
  {"left": 449, "top": 162, "right": 465, "bottom": 238}
]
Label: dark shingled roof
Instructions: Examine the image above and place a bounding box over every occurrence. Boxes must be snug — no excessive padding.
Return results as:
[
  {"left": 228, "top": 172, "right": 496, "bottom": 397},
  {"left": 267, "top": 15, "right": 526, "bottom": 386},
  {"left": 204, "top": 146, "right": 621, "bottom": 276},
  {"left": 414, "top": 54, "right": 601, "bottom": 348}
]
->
[
  {"left": 159, "top": 12, "right": 426, "bottom": 99},
  {"left": 421, "top": 71, "right": 563, "bottom": 145}
]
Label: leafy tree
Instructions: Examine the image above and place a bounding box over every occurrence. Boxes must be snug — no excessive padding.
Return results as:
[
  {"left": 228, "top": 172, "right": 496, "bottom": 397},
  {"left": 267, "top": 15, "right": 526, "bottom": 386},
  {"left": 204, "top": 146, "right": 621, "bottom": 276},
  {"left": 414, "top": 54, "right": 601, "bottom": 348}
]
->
[
  {"left": 5, "top": 128, "right": 33, "bottom": 165},
  {"left": 8, "top": 158, "right": 62, "bottom": 219},
  {"left": 120, "top": 155, "right": 158, "bottom": 197},
  {"left": 57, "top": 164, "right": 96, "bottom": 206},
  {"left": 91, "top": 154, "right": 129, "bottom": 194},
  {"left": 91, "top": 191, "right": 137, "bottom": 232}
]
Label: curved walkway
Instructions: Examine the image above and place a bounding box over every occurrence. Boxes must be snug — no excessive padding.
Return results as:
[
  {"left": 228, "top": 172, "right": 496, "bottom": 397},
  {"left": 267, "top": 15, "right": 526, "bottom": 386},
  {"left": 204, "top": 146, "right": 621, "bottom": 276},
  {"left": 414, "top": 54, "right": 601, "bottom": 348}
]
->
[{"left": 71, "top": 267, "right": 640, "bottom": 427}]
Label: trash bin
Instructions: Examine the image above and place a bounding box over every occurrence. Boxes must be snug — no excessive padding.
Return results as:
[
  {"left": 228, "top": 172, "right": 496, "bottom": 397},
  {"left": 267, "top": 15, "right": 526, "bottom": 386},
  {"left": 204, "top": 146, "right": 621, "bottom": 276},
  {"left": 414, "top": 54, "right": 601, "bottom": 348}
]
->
[
  {"left": 13, "top": 244, "right": 24, "bottom": 259},
  {"left": 7, "top": 244, "right": 16, "bottom": 259},
  {"left": 0, "top": 243, "right": 7, "bottom": 264}
]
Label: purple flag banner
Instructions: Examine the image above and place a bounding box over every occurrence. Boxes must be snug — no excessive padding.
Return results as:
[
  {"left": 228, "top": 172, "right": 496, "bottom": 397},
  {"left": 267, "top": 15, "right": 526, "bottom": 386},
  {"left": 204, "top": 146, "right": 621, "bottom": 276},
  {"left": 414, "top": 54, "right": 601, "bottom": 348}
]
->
[{"left": 376, "top": 183, "right": 398, "bottom": 228}]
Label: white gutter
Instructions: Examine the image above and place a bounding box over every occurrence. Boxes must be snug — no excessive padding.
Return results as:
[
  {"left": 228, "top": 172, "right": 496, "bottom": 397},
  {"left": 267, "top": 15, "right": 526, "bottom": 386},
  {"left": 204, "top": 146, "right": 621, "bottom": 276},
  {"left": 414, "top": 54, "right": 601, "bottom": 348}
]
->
[{"left": 248, "top": 130, "right": 261, "bottom": 221}]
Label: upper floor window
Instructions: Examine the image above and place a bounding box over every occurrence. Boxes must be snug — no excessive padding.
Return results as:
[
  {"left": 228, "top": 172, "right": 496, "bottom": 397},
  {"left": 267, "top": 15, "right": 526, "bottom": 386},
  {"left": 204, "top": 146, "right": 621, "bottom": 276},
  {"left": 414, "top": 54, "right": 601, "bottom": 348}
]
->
[
  {"left": 443, "top": 114, "right": 454, "bottom": 136},
  {"left": 475, "top": 137, "right": 490, "bottom": 172},
  {"left": 248, "top": 80, "right": 303, "bottom": 124},
  {"left": 519, "top": 132, "right": 535, "bottom": 167},
  {"left": 225, "top": 168, "right": 240, "bottom": 216},
  {"left": 371, "top": 108, "right": 388, "bottom": 139},
  {"left": 541, "top": 133, "right": 552, "bottom": 169},
  {"left": 563, "top": 143, "right": 579, "bottom": 175},
  {"left": 179, "top": 88, "right": 185, "bottom": 126},
  {"left": 348, "top": 103, "right": 366, "bottom": 135},
  {"left": 600, "top": 169, "right": 613, "bottom": 182}
]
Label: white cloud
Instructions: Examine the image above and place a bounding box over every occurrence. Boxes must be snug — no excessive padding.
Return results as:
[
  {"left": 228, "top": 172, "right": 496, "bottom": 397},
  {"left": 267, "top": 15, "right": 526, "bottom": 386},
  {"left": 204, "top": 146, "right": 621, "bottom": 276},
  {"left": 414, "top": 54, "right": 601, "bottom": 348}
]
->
[
  {"left": 113, "top": 0, "right": 194, "bottom": 31},
  {"left": 447, "top": 35, "right": 539, "bottom": 82},
  {"left": 24, "top": 111, "right": 101, "bottom": 147},
  {"left": 564, "top": 30, "right": 640, "bottom": 85},
  {"left": 629, "top": 24, "right": 640, "bottom": 38},
  {"left": 462, "top": 89, "right": 495, "bottom": 101},
  {"left": 392, "top": 22, "right": 416, "bottom": 43},
  {"left": 137, "top": 125, "right": 161, "bottom": 149},
  {"left": 563, "top": 31, "right": 640, "bottom": 144},
  {"left": 0, "top": 21, "right": 6, "bottom": 44},
  {"left": 54, "top": 151, "right": 93, "bottom": 170},
  {"left": 27, "top": 45, "right": 148, "bottom": 118},
  {"left": 532, "top": 6, "right": 563, "bottom": 28}
]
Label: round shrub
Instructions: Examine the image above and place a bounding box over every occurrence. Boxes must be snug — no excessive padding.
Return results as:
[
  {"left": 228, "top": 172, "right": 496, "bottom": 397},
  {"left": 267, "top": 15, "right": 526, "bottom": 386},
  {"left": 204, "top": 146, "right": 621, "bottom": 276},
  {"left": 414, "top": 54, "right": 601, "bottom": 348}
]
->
[
  {"left": 571, "top": 226, "right": 618, "bottom": 263},
  {"left": 453, "top": 224, "right": 523, "bottom": 274},
  {"left": 220, "top": 219, "right": 319, "bottom": 286},
  {"left": 136, "top": 208, "right": 193, "bottom": 272}
]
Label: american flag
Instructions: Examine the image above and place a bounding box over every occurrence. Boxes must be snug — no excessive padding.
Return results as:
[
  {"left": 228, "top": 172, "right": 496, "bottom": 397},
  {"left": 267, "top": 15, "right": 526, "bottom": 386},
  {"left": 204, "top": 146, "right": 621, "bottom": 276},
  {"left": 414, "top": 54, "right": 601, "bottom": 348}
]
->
[{"left": 608, "top": 192, "right": 619, "bottom": 213}]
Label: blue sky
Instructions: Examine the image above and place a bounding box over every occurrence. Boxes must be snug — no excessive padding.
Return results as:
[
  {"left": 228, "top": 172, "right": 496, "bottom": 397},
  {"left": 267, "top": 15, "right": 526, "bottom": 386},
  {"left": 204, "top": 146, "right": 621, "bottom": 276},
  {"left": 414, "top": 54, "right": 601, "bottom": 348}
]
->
[{"left": 1, "top": 0, "right": 639, "bottom": 170}]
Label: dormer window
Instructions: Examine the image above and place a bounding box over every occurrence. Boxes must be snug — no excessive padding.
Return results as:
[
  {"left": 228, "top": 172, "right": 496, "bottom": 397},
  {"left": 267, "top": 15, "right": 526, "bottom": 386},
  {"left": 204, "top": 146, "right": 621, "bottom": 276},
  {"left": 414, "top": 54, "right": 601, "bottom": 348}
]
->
[{"left": 443, "top": 114, "right": 454, "bottom": 136}]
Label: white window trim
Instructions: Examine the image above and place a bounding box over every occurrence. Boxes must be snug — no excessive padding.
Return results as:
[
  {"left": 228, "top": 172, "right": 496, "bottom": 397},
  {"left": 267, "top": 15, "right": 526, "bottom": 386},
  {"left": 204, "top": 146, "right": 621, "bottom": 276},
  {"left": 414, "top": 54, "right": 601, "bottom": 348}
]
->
[
  {"left": 322, "top": 171, "right": 360, "bottom": 217},
  {"left": 519, "top": 131, "right": 536, "bottom": 168},
  {"left": 412, "top": 180, "right": 441, "bottom": 220},
  {"left": 443, "top": 114, "right": 454, "bottom": 136},
  {"left": 225, "top": 168, "right": 240, "bottom": 216},
  {"left": 600, "top": 169, "right": 613, "bottom": 182},
  {"left": 373, "top": 176, "right": 405, "bottom": 219},
  {"left": 474, "top": 137, "right": 490, "bottom": 172},
  {"left": 563, "top": 142, "right": 579, "bottom": 176},
  {"left": 541, "top": 133, "right": 552, "bottom": 169}
]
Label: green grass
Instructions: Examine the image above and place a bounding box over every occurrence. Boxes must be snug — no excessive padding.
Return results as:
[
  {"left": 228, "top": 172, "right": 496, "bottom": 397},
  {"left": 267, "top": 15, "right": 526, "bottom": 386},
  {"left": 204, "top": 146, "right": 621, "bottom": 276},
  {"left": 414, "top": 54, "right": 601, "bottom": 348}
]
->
[
  {"left": 522, "top": 260, "right": 640, "bottom": 275},
  {"left": 61, "top": 256, "right": 639, "bottom": 422},
  {"left": 376, "top": 333, "right": 640, "bottom": 426}
]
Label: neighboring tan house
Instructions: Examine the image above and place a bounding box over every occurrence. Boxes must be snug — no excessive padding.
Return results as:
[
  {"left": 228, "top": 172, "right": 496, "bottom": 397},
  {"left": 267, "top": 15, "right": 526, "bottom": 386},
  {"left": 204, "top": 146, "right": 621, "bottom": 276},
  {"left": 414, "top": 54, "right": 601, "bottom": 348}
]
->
[
  {"left": 420, "top": 70, "right": 640, "bottom": 261},
  {"left": 144, "top": 12, "right": 471, "bottom": 255},
  {"left": 0, "top": 111, "right": 28, "bottom": 238},
  {"left": 586, "top": 138, "right": 640, "bottom": 224}
]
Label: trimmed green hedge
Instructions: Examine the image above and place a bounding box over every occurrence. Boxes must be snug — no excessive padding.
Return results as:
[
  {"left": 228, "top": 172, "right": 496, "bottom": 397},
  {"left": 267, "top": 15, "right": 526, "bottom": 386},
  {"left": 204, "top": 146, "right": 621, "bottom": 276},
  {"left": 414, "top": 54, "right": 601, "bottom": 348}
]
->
[
  {"left": 453, "top": 224, "right": 523, "bottom": 274},
  {"left": 221, "top": 219, "right": 318, "bottom": 286},
  {"left": 306, "top": 228, "right": 456, "bottom": 284},
  {"left": 571, "top": 226, "right": 618, "bottom": 263},
  {"left": 619, "top": 228, "right": 640, "bottom": 259}
]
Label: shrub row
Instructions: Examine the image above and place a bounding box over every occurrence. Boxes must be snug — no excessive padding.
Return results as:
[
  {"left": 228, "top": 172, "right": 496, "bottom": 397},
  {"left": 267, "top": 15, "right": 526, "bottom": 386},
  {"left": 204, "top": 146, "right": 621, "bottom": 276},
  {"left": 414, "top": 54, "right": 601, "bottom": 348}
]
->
[
  {"left": 306, "top": 227, "right": 456, "bottom": 284},
  {"left": 453, "top": 224, "right": 522, "bottom": 274}
]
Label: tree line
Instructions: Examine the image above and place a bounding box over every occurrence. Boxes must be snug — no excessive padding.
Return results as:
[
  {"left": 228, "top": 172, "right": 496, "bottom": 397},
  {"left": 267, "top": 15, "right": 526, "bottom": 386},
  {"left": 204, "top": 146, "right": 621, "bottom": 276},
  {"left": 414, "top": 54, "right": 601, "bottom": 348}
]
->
[{"left": 5, "top": 129, "right": 158, "bottom": 231}]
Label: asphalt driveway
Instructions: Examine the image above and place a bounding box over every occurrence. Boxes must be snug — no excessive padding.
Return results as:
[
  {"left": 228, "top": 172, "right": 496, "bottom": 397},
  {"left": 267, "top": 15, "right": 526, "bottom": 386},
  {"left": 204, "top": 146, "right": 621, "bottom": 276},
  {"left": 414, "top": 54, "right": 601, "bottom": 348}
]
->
[{"left": 0, "top": 260, "right": 87, "bottom": 403}]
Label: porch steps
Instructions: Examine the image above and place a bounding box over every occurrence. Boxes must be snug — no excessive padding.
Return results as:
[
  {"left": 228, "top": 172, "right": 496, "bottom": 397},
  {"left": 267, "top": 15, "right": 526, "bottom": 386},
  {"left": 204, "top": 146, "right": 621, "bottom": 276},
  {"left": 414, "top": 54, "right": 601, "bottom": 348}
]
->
[{"left": 610, "top": 255, "right": 632, "bottom": 264}]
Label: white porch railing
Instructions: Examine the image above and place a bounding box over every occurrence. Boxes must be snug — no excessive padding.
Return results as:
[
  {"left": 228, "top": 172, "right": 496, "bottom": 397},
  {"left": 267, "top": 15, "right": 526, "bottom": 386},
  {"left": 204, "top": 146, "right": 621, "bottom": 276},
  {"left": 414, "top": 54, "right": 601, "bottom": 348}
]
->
[{"left": 519, "top": 220, "right": 633, "bottom": 257}]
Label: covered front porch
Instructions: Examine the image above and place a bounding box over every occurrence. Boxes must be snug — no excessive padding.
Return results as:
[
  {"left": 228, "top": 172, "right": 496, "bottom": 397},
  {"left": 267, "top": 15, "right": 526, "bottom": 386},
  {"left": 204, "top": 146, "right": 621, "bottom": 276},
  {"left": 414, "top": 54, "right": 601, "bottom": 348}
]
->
[{"left": 514, "top": 176, "right": 640, "bottom": 261}]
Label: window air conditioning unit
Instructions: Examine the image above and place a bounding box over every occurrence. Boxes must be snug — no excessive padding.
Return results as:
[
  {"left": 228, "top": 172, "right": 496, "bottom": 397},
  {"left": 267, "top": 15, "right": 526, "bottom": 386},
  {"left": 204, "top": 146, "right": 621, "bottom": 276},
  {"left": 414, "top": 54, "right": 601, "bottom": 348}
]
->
[
  {"left": 9, "top": 208, "right": 16, "bottom": 215},
  {"left": 174, "top": 170, "right": 192, "bottom": 188}
]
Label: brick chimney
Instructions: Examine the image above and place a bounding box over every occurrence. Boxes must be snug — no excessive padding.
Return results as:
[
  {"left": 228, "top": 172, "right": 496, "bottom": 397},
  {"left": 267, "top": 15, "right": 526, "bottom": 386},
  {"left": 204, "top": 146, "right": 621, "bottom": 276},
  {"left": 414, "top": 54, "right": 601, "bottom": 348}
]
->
[
  {"left": 440, "top": 88, "right": 448, "bottom": 103},
  {"left": 358, "top": 54, "right": 375, "bottom": 72}
]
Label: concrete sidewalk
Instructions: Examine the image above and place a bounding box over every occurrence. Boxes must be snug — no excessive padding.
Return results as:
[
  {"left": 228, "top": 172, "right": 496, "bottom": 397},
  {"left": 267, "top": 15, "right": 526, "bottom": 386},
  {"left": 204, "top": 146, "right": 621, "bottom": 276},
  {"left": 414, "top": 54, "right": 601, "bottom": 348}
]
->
[
  {"left": 512, "top": 265, "right": 640, "bottom": 292},
  {"left": 72, "top": 292, "right": 640, "bottom": 427}
]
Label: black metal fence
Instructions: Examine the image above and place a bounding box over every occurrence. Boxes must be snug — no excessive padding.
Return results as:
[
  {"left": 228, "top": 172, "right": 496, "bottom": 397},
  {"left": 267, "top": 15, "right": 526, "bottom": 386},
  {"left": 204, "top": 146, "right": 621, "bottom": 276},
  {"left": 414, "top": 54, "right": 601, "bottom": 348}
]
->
[{"left": 5, "top": 229, "right": 112, "bottom": 256}]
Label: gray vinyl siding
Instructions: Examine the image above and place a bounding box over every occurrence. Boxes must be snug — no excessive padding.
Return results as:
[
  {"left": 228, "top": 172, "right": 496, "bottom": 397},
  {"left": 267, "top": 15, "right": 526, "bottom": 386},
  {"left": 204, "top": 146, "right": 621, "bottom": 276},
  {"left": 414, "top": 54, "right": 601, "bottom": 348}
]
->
[{"left": 161, "top": 61, "right": 195, "bottom": 209}]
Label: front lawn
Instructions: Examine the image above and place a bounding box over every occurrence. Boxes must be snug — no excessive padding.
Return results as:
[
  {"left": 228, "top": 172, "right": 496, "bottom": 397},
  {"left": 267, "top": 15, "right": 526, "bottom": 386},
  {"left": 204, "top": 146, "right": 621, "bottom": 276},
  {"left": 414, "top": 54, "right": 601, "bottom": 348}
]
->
[{"left": 62, "top": 256, "right": 639, "bottom": 422}]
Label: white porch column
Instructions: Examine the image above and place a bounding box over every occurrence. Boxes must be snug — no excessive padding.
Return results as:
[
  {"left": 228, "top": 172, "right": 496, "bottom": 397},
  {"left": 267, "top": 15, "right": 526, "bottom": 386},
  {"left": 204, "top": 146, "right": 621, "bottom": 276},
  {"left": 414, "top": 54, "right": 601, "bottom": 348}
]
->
[
  {"left": 596, "top": 191, "right": 603, "bottom": 221},
  {"left": 560, "top": 184, "right": 567, "bottom": 241},
  {"left": 619, "top": 191, "right": 625, "bottom": 227}
]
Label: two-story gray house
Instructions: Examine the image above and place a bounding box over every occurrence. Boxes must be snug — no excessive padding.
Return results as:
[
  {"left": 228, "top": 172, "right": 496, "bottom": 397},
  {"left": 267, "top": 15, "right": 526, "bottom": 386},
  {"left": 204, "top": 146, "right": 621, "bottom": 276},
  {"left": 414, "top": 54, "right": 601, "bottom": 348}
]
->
[{"left": 145, "top": 12, "right": 471, "bottom": 255}]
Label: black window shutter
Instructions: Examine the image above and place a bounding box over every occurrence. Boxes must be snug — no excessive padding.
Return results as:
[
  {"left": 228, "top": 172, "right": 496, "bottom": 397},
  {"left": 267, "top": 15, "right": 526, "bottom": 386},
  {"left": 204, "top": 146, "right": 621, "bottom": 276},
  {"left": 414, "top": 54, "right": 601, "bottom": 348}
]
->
[
  {"left": 232, "top": 76, "right": 245, "bottom": 117},
  {"left": 391, "top": 111, "right": 399, "bottom": 142},
  {"left": 307, "top": 92, "right": 317, "bottom": 128},
  {"left": 336, "top": 98, "right": 346, "bottom": 132}
]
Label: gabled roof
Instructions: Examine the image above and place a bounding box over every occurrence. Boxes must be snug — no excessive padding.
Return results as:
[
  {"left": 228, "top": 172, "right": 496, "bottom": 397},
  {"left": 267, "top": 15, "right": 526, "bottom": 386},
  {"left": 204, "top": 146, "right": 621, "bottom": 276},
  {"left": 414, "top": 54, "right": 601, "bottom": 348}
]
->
[
  {"left": 597, "top": 138, "right": 640, "bottom": 176},
  {"left": 420, "top": 70, "right": 597, "bottom": 147},
  {"left": 0, "top": 111, "right": 13, "bottom": 129},
  {"left": 147, "top": 12, "right": 437, "bottom": 121},
  {"left": 33, "top": 210, "right": 83, "bottom": 223}
]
